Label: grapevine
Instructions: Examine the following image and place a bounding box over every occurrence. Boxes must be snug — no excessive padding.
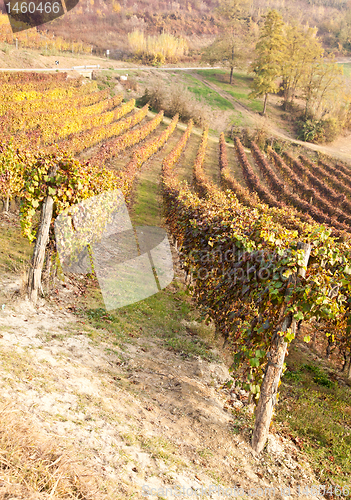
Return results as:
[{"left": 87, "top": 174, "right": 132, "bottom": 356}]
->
[{"left": 89, "top": 109, "right": 163, "bottom": 168}]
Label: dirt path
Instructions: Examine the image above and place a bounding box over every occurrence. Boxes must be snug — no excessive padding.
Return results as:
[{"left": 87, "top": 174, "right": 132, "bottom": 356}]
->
[{"left": 190, "top": 72, "right": 351, "bottom": 163}]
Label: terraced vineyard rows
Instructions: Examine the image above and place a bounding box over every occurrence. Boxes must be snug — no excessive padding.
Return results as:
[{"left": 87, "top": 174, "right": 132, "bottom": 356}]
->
[
  {"left": 88, "top": 110, "right": 165, "bottom": 169},
  {"left": 247, "top": 142, "right": 349, "bottom": 234},
  {"left": 1, "top": 94, "right": 123, "bottom": 136},
  {"left": 223, "top": 138, "right": 351, "bottom": 237},
  {"left": 0, "top": 73, "right": 184, "bottom": 230},
  {"left": 2, "top": 71, "right": 351, "bottom": 465},
  {"left": 300, "top": 155, "right": 351, "bottom": 204},
  {"left": 161, "top": 125, "right": 351, "bottom": 458}
]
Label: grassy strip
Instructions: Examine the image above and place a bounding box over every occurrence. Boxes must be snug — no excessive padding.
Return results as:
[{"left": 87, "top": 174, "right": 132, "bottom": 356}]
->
[
  {"left": 76, "top": 127, "right": 219, "bottom": 361},
  {"left": 178, "top": 73, "right": 233, "bottom": 111},
  {"left": 341, "top": 62, "right": 351, "bottom": 79},
  {"left": 276, "top": 344, "right": 351, "bottom": 491},
  {"left": 195, "top": 69, "right": 263, "bottom": 113},
  {"left": 0, "top": 215, "right": 32, "bottom": 277}
]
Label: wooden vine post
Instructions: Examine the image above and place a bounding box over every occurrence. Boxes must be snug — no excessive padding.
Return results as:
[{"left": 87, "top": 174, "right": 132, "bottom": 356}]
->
[
  {"left": 27, "top": 165, "right": 58, "bottom": 304},
  {"left": 4, "top": 195, "right": 9, "bottom": 213},
  {"left": 251, "top": 242, "right": 312, "bottom": 454}
]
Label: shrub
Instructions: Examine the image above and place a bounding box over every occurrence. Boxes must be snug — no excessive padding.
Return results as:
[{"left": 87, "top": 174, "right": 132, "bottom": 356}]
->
[
  {"left": 120, "top": 78, "right": 138, "bottom": 91},
  {"left": 139, "top": 80, "right": 207, "bottom": 126},
  {"left": 128, "top": 30, "right": 188, "bottom": 64},
  {"left": 241, "top": 127, "right": 268, "bottom": 149},
  {"left": 297, "top": 116, "right": 342, "bottom": 143},
  {"left": 321, "top": 117, "right": 341, "bottom": 143}
]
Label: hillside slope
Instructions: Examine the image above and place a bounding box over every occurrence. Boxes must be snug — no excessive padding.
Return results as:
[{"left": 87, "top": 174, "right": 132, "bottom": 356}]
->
[
  {"left": 1, "top": 0, "right": 350, "bottom": 54},
  {"left": 0, "top": 162, "right": 326, "bottom": 500}
]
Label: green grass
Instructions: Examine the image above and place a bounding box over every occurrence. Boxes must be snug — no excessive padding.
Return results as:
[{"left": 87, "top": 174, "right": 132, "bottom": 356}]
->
[
  {"left": 79, "top": 268, "right": 220, "bottom": 362},
  {"left": 197, "top": 69, "right": 246, "bottom": 81},
  {"left": 177, "top": 73, "right": 233, "bottom": 111},
  {"left": 0, "top": 218, "right": 32, "bottom": 276},
  {"left": 140, "top": 436, "right": 181, "bottom": 462},
  {"left": 163, "top": 335, "right": 219, "bottom": 362},
  {"left": 132, "top": 178, "right": 162, "bottom": 227},
  {"left": 341, "top": 62, "right": 351, "bottom": 79},
  {"left": 277, "top": 345, "right": 351, "bottom": 491},
  {"left": 75, "top": 134, "right": 221, "bottom": 361},
  {"left": 195, "top": 69, "right": 263, "bottom": 113},
  {"left": 77, "top": 277, "right": 194, "bottom": 347}
]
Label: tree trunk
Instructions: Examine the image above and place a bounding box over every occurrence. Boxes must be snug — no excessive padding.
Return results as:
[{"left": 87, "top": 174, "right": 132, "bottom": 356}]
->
[
  {"left": 230, "top": 66, "right": 234, "bottom": 85},
  {"left": 27, "top": 166, "right": 57, "bottom": 304},
  {"left": 341, "top": 351, "right": 347, "bottom": 373},
  {"left": 251, "top": 242, "right": 311, "bottom": 454},
  {"left": 5, "top": 196, "right": 9, "bottom": 213},
  {"left": 326, "top": 338, "right": 335, "bottom": 360},
  {"left": 304, "top": 95, "right": 310, "bottom": 119},
  {"left": 27, "top": 196, "right": 55, "bottom": 304},
  {"left": 262, "top": 93, "right": 268, "bottom": 115}
]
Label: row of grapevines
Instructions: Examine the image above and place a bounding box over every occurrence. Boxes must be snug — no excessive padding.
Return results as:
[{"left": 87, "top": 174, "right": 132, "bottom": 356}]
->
[
  {"left": 4, "top": 107, "right": 170, "bottom": 238},
  {"left": 0, "top": 76, "right": 90, "bottom": 102},
  {"left": 20, "top": 151, "right": 128, "bottom": 245},
  {"left": 270, "top": 148, "right": 351, "bottom": 227},
  {"left": 55, "top": 99, "right": 139, "bottom": 154},
  {"left": 192, "top": 128, "right": 215, "bottom": 198},
  {"left": 332, "top": 160, "right": 351, "bottom": 179},
  {"left": 219, "top": 134, "right": 259, "bottom": 207},
  {"left": 267, "top": 147, "right": 349, "bottom": 234},
  {"left": 0, "top": 102, "right": 144, "bottom": 212},
  {"left": 299, "top": 155, "right": 351, "bottom": 213},
  {"left": 2, "top": 94, "right": 123, "bottom": 135},
  {"left": 41, "top": 96, "right": 127, "bottom": 143},
  {"left": 161, "top": 120, "right": 193, "bottom": 182},
  {"left": 12, "top": 99, "right": 139, "bottom": 153},
  {"left": 282, "top": 152, "right": 351, "bottom": 216},
  {"left": 193, "top": 133, "right": 257, "bottom": 215},
  {"left": 89, "top": 110, "right": 164, "bottom": 168},
  {"left": 234, "top": 137, "right": 285, "bottom": 209},
  {"left": 220, "top": 138, "right": 312, "bottom": 234},
  {"left": 194, "top": 135, "right": 312, "bottom": 236},
  {"left": 319, "top": 159, "right": 351, "bottom": 192},
  {"left": 162, "top": 131, "right": 351, "bottom": 398},
  {"left": 0, "top": 80, "right": 97, "bottom": 114},
  {"left": 0, "top": 72, "right": 67, "bottom": 84},
  {"left": 2, "top": 88, "right": 110, "bottom": 118},
  {"left": 250, "top": 142, "right": 331, "bottom": 229},
  {"left": 121, "top": 114, "right": 179, "bottom": 201},
  {"left": 0, "top": 142, "right": 25, "bottom": 209}
]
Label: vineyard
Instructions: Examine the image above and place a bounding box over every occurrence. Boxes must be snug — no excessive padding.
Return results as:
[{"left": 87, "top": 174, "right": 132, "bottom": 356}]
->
[{"left": 1, "top": 71, "right": 351, "bottom": 496}]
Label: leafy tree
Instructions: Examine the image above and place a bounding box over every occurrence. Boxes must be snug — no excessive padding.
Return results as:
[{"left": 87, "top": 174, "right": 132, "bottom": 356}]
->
[
  {"left": 281, "top": 25, "right": 323, "bottom": 110},
  {"left": 217, "top": 0, "right": 250, "bottom": 22},
  {"left": 301, "top": 56, "right": 344, "bottom": 119},
  {"left": 201, "top": 21, "right": 254, "bottom": 84},
  {"left": 250, "top": 10, "right": 286, "bottom": 115},
  {"left": 201, "top": 0, "right": 253, "bottom": 84}
]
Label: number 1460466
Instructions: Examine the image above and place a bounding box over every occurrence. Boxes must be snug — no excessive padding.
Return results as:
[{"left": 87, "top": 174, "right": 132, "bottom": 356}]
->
[{"left": 5, "top": 2, "right": 61, "bottom": 14}]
